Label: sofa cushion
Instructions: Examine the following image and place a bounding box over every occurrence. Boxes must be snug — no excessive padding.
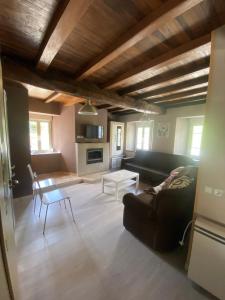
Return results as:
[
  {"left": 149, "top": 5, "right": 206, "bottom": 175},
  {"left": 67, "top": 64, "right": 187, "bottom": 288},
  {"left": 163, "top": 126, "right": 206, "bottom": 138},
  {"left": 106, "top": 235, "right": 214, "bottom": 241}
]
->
[
  {"left": 125, "top": 163, "right": 168, "bottom": 178},
  {"left": 168, "top": 175, "right": 193, "bottom": 189},
  {"left": 133, "top": 150, "right": 194, "bottom": 173}
]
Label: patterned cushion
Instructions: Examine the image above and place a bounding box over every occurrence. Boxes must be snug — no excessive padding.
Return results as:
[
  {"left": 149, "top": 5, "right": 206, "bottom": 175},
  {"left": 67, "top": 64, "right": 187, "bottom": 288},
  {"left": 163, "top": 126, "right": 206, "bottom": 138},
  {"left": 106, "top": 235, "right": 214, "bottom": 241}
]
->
[{"left": 168, "top": 175, "right": 192, "bottom": 190}]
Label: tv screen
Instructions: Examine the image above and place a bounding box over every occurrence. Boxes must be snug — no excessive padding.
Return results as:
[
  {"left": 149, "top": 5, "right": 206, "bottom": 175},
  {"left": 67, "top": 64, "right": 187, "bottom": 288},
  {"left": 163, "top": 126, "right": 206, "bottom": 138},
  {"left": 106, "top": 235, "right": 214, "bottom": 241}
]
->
[{"left": 85, "top": 125, "right": 103, "bottom": 139}]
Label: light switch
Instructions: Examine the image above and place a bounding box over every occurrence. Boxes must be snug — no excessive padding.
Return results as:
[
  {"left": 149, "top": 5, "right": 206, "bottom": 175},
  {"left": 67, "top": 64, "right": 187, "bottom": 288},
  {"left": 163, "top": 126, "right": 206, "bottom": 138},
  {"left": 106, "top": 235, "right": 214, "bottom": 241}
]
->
[
  {"left": 214, "top": 189, "right": 224, "bottom": 197},
  {"left": 204, "top": 186, "right": 213, "bottom": 194}
]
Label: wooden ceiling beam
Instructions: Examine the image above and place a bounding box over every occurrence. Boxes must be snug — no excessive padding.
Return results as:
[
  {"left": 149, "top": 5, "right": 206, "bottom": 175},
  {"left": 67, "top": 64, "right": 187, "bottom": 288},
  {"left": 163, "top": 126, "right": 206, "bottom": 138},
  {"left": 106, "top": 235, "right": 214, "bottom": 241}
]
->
[
  {"left": 161, "top": 98, "right": 206, "bottom": 109},
  {"left": 36, "top": 0, "right": 94, "bottom": 71},
  {"left": 45, "top": 91, "right": 61, "bottom": 103},
  {"left": 96, "top": 104, "right": 112, "bottom": 109},
  {"left": 157, "top": 94, "right": 207, "bottom": 106},
  {"left": 119, "top": 57, "right": 209, "bottom": 95},
  {"left": 74, "top": 0, "right": 204, "bottom": 80},
  {"left": 3, "top": 56, "right": 163, "bottom": 115},
  {"left": 135, "top": 75, "right": 209, "bottom": 100},
  {"left": 147, "top": 86, "right": 208, "bottom": 104},
  {"left": 103, "top": 34, "right": 211, "bottom": 89},
  {"left": 112, "top": 109, "right": 139, "bottom": 115},
  {"left": 108, "top": 107, "right": 125, "bottom": 112}
]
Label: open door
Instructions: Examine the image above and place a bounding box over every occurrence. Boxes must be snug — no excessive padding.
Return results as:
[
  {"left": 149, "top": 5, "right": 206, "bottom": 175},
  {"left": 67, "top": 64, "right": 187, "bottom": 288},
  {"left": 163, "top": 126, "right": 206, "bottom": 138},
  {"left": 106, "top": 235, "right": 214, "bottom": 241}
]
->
[{"left": 0, "top": 59, "right": 18, "bottom": 299}]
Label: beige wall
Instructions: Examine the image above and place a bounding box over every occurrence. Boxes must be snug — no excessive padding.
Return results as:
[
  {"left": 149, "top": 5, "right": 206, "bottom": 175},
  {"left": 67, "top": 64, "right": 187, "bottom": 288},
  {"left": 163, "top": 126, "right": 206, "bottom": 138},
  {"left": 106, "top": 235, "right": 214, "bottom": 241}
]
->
[
  {"left": 194, "top": 25, "right": 225, "bottom": 224},
  {"left": 74, "top": 104, "right": 108, "bottom": 143},
  {"left": 116, "top": 104, "right": 205, "bottom": 155},
  {"left": 52, "top": 106, "right": 76, "bottom": 173}
]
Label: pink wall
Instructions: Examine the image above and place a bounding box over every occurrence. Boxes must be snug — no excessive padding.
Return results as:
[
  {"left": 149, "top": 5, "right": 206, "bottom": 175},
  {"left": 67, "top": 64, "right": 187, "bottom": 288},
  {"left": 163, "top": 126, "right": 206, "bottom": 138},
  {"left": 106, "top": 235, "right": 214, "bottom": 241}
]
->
[
  {"left": 52, "top": 106, "right": 76, "bottom": 173},
  {"left": 31, "top": 153, "right": 63, "bottom": 174},
  {"left": 75, "top": 104, "right": 108, "bottom": 143}
]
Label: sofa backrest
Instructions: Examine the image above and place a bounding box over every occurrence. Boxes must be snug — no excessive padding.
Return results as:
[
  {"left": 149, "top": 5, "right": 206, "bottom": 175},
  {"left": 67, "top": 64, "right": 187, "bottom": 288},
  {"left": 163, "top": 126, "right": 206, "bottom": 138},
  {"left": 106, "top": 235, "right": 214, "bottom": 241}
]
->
[{"left": 134, "top": 150, "right": 195, "bottom": 173}]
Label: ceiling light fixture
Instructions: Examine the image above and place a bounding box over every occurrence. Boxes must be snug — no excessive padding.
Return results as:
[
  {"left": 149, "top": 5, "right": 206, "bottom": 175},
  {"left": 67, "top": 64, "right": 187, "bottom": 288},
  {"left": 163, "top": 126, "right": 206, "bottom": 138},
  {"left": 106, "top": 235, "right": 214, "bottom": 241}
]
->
[{"left": 78, "top": 99, "right": 98, "bottom": 116}]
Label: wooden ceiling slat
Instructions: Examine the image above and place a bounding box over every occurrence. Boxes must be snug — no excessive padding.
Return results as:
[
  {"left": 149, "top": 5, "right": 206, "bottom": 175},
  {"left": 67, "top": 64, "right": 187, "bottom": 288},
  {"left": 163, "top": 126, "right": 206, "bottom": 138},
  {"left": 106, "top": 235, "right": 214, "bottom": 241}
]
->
[
  {"left": 108, "top": 107, "right": 125, "bottom": 112},
  {"left": 119, "top": 57, "right": 209, "bottom": 95},
  {"left": 73, "top": 0, "right": 204, "bottom": 81},
  {"left": 96, "top": 104, "right": 112, "bottom": 109},
  {"left": 36, "top": 0, "right": 94, "bottom": 71},
  {"left": 157, "top": 94, "right": 207, "bottom": 106},
  {"left": 45, "top": 91, "right": 60, "bottom": 103},
  {"left": 161, "top": 98, "right": 206, "bottom": 109},
  {"left": 102, "top": 34, "right": 211, "bottom": 90},
  {"left": 147, "top": 86, "right": 208, "bottom": 103},
  {"left": 3, "top": 56, "right": 163, "bottom": 115},
  {"left": 135, "top": 75, "right": 209, "bottom": 99}
]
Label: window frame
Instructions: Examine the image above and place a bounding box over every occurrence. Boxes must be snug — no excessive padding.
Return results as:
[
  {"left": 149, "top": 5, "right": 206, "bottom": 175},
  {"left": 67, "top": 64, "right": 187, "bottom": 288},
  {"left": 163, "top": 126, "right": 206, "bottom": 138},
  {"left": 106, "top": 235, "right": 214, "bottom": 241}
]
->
[
  {"left": 189, "top": 124, "right": 203, "bottom": 159},
  {"left": 135, "top": 121, "right": 153, "bottom": 151},
  {"left": 29, "top": 118, "right": 53, "bottom": 154}
]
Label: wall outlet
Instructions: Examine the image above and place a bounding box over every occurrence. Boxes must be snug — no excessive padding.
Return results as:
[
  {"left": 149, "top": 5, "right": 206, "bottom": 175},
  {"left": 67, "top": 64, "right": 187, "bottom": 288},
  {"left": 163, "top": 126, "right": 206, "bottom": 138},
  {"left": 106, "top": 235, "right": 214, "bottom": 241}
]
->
[
  {"left": 214, "top": 189, "right": 224, "bottom": 197},
  {"left": 204, "top": 186, "right": 213, "bottom": 194}
]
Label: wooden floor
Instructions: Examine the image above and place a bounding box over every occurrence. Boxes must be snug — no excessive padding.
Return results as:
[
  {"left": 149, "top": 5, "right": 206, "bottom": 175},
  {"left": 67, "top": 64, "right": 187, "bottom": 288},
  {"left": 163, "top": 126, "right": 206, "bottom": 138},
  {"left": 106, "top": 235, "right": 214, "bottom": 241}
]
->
[{"left": 14, "top": 182, "right": 213, "bottom": 300}]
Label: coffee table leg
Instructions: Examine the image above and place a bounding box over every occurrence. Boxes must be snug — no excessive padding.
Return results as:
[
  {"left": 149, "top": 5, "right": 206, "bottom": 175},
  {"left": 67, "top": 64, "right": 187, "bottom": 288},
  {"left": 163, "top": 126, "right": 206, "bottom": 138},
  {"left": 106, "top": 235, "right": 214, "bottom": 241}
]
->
[
  {"left": 115, "top": 184, "right": 119, "bottom": 200},
  {"left": 136, "top": 175, "right": 139, "bottom": 194}
]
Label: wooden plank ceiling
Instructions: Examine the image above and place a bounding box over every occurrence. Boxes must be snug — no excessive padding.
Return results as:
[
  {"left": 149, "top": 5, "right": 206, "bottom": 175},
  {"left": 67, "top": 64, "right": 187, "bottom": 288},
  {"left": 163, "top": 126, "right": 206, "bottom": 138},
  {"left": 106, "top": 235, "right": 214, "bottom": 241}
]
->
[{"left": 1, "top": 0, "right": 225, "bottom": 114}]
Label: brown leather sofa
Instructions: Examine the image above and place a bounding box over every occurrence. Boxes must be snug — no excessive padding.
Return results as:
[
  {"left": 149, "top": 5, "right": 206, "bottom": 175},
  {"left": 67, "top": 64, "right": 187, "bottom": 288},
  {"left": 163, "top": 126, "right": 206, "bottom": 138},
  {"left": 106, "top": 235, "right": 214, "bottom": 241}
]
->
[
  {"left": 123, "top": 177, "right": 196, "bottom": 252},
  {"left": 121, "top": 150, "right": 195, "bottom": 184}
]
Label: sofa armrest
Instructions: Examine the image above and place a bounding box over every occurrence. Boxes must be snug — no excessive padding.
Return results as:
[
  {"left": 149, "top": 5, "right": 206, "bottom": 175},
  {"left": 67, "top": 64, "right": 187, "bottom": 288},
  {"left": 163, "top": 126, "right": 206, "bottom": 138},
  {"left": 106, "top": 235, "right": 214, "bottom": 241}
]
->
[
  {"left": 123, "top": 193, "right": 156, "bottom": 219},
  {"left": 154, "top": 185, "right": 195, "bottom": 222}
]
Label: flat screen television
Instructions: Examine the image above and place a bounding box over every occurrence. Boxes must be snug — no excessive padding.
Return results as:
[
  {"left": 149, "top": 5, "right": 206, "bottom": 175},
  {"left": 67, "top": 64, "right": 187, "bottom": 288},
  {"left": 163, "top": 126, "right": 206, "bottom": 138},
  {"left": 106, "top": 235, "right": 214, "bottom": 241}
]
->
[{"left": 85, "top": 125, "right": 104, "bottom": 139}]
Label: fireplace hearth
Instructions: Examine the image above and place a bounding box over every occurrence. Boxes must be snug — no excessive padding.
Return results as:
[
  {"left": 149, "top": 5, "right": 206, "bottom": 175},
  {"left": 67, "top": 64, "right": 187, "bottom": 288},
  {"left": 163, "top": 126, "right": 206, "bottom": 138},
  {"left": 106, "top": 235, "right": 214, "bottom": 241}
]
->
[{"left": 87, "top": 148, "right": 103, "bottom": 164}]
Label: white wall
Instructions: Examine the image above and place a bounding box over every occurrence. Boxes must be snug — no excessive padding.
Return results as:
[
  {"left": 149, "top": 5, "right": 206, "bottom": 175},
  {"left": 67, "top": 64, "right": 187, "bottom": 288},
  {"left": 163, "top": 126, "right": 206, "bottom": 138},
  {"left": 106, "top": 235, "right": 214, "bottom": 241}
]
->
[{"left": 116, "top": 104, "right": 206, "bottom": 155}]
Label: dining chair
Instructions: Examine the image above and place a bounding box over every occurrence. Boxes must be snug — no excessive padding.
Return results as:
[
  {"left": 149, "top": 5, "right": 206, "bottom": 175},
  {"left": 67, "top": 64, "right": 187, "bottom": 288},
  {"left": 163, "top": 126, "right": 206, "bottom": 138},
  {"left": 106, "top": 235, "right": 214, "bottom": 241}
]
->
[
  {"left": 27, "top": 164, "right": 39, "bottom": 213},
  {"left": 36, "top": 179, "right": 76, "bottom": 234}
]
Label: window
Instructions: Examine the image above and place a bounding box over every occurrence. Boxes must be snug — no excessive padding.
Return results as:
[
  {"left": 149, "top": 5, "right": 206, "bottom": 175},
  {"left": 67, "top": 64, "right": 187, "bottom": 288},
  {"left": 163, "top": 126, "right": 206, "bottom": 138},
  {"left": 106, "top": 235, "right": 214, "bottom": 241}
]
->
[
  {"left": 29, "top": 119, "right": 52, "bottom": 153},
  {"left": 136, "top": 125, "right": 151, "bottom": 150},
  {"left": 190, "top": 125, "right": 203, "bottom": 157},
  {"left": 116, "top": 126, "right": 122, "bottom": 151}
]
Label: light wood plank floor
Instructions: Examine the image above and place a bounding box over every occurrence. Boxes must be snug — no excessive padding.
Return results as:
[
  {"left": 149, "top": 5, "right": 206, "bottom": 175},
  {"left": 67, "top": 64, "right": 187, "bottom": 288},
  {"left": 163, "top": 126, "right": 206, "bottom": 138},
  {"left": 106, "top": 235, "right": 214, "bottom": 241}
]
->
[{"left": 14, "top": 182, "right": 214, "bottom": 300}]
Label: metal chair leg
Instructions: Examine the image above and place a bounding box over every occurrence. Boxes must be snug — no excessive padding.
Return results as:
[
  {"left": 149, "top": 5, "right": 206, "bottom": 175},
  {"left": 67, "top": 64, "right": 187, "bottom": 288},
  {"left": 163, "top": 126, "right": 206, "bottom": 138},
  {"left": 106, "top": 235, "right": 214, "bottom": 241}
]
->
[
  {"left": 68, "top": 198, "right": 75, "bottom": 223},
  {"left": 43, "top": 205, "right": 49, "bottom": 235},
  {"left": 39, "top": 202, "right": 42, "bottom": 218},
  {"left": 64, "top": 199, "right": 67, "bottom": 209}
]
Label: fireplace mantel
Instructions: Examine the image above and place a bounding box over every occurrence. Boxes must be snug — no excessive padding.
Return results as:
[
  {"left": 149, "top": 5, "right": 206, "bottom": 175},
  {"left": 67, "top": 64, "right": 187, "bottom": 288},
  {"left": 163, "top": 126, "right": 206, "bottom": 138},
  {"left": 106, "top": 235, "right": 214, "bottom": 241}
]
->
[{"left": 75, "top": 143, "right": 109, "bottom": 176}]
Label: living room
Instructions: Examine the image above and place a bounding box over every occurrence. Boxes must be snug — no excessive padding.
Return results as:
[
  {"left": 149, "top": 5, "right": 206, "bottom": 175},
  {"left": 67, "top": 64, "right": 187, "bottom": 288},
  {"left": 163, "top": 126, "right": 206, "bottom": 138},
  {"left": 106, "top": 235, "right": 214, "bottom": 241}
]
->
[{"left": 1, "top": 1, "right": 225, "bottom": 300}]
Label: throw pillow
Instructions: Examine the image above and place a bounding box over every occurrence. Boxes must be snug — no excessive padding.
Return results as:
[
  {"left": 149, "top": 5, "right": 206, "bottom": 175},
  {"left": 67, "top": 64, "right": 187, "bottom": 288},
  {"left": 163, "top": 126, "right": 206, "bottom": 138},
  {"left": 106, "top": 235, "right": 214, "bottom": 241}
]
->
[{"left": 168, "top": 175, "right": 192, "bottom": 190}]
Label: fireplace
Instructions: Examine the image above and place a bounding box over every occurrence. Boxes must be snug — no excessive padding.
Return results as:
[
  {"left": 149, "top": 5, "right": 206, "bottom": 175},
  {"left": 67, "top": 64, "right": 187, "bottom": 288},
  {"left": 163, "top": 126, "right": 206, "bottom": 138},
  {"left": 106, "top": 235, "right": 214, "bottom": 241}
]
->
[{"left": 87, "top": 148, "right": 103, "bottom": 164}]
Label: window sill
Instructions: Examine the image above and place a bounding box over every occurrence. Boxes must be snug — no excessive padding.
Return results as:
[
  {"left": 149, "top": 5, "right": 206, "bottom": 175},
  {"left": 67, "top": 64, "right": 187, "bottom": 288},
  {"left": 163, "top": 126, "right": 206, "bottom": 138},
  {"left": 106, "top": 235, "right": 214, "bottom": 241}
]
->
[{"left": 31, "top": 152, "right": 61, "bottom": 156}]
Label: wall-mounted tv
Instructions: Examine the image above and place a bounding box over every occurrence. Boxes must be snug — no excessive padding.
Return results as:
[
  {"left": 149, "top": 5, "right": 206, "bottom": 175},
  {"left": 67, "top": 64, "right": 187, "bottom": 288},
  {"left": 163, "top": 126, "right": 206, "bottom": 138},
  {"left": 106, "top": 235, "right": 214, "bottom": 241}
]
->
[{"left": 85, "top": 125, "right": 104, "bottom": 139}]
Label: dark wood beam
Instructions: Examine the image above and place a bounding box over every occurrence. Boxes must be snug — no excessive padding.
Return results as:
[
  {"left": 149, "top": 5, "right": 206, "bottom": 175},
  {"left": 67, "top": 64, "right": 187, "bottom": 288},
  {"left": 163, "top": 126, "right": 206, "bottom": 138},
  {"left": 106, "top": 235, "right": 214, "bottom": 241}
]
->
[
  {"left": 161, "top": 99, "right": 206, "bottom": 109},
  {"left": 147, "top": 86, "right": 208, "bottom": 104},
  {"left": 37, "top": 0, "right": 94, "bottom": 71},
  {"left": 135, "top": 75, "right": 209, "bottom": 100},
  {"left": 112, "top": 109, "right": 139, "bottom": 115},
  {"left": 45, "top": 91, "right": 61, "bottom": 103},
  {"left": 108, "top": 107, "right": 125, "bottom": 112},
  {"left": 119, "top": 57, "right": 209, "bottom": 95},
  {"left": 96, "top": 104, "right": 112, "bottom": 109},
  {"left": 158, "top": 95, "right": 207, "bottom": 106},
  {"left": 2, "top": 56, "right": 163, "bottom": 115},
  {"left": 74, "top": 0, "right": 204, "bottom": 80},
  {"left": 103, "top": 34, "right": 211, "bottom": 89}
]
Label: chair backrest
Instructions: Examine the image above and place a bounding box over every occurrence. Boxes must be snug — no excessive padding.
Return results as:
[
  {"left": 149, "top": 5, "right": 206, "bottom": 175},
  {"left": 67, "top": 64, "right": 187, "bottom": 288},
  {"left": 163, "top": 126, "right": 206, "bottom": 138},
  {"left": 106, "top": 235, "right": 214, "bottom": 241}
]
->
[
  {"left": 35, "top": 178, "right": 44, "bottom": 200},
  {"left": 27, "top": 164, "right": 37, "bottom": 182}
]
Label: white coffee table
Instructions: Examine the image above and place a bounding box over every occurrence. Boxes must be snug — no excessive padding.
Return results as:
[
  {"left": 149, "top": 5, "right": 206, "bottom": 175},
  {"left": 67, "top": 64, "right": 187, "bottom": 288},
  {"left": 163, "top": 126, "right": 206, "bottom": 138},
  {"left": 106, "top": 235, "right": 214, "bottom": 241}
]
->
[{"left": 102, "top": 170, "right": 139, "bottom": 200}]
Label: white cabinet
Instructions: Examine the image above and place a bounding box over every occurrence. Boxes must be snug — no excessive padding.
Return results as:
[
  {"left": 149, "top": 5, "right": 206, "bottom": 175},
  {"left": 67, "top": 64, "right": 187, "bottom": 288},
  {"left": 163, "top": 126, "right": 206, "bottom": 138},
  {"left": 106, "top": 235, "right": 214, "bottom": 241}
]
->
[{"left": 188, "top": 218, "right": 225, "bottom": 299}]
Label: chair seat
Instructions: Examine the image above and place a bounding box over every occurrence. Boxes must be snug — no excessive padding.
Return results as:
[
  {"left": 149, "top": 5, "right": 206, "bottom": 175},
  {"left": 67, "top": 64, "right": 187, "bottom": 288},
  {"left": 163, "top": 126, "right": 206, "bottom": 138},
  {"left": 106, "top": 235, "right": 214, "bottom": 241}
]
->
[{"left": 42, "top": 189, "right": 69, "bottom": 205}]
